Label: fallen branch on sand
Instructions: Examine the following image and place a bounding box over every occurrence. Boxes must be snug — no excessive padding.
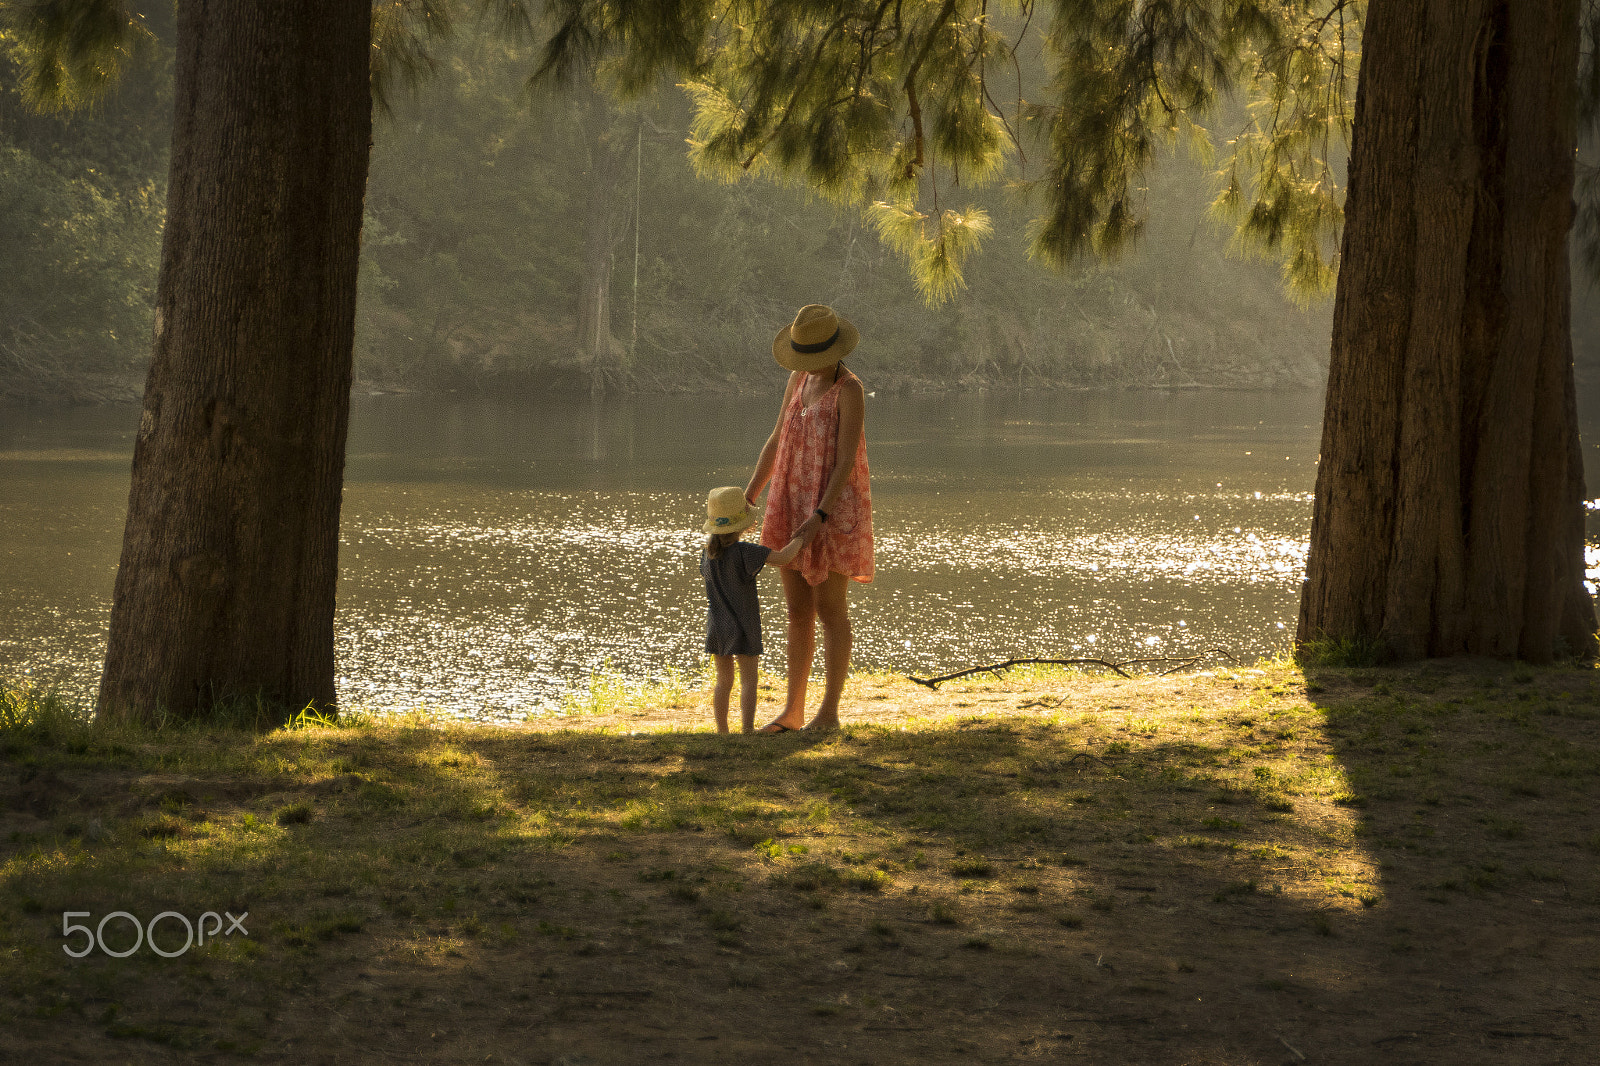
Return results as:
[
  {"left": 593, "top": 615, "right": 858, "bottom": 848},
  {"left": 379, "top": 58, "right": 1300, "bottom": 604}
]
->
[{"left": 907, "top": 648, "right": 1240, "bottom": 689}]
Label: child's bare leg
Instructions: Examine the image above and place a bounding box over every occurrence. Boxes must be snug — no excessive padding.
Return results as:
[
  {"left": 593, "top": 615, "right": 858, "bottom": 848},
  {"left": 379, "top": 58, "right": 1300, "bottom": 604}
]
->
[
  {"left": 712, "top": 655, "right": 735, "bottom": 734},
  {"left": 736, "top": 655, "right": 760, "bottom": 734}
]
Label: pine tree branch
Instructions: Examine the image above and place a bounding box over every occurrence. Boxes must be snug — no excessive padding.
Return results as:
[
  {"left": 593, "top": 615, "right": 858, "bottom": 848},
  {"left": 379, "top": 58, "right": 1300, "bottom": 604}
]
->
[
  {"left": 740, "top": 12, "right": 852, "bottom": 170},
  {"left": 901, "top": 0, "right": 959, "bottom": 178}
]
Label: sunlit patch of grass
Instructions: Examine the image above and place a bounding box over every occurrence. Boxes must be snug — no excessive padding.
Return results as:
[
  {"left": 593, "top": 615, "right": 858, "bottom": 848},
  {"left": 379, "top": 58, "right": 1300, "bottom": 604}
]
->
[
  {"left": 0, "top": 679, "right": 94, "bottom": 739},
  {"left": 3, "top": 659, "right": 1597, "bottom": 1058},
  {"left": 550, "top": 664, "right": 699, "bottom": 718}
]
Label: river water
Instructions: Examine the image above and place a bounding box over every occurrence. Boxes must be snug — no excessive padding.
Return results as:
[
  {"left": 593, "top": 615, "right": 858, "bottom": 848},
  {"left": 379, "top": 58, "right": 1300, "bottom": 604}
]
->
[{"left": 0, "top": 389, "right": 1424, "bottom": 720}]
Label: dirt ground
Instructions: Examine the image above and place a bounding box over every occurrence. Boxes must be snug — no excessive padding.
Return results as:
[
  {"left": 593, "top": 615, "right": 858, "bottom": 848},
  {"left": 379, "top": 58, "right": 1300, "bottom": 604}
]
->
[{"left": 2, "top": 661, "right": 1597, "bottom": 1064}]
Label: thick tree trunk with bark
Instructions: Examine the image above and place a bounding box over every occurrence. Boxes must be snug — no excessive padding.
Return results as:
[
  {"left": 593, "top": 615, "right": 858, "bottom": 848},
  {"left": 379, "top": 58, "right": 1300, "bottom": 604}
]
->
[
  {"left": 1298, "top": 0, "right": 1597, "bottom": 662},
  {"left": 98, "top": 1, "right": 372, "bottom": 721}
]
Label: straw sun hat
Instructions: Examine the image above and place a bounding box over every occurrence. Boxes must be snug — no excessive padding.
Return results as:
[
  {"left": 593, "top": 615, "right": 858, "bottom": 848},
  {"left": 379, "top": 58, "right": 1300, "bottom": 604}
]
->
[
  {"left": 703, "top": 486, "right": 758, "bottom": 535},
  {"left": 772, "top": 304, "right": 859, "bottom": 372}
]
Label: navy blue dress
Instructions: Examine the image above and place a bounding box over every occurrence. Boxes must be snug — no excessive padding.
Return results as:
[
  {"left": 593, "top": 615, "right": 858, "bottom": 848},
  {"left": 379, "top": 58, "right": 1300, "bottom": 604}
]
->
[{"left": 700, "top": 542, "right": 772, "bottom": 656}]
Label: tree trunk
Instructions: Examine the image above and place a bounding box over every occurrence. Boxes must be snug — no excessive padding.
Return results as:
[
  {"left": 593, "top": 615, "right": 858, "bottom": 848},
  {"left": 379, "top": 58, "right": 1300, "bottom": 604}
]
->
[
  {"left": 98, "top": 1, "right": 372, "bottom": 721},
  {"left": 577, "top": 181, "right": 618, "bottom": 391},
  {"left": 574, "top": 94, "right": 628, "bottom": 394},
  {"left": 1298, "top": 0, "right": 1597, "bottom": 662}
]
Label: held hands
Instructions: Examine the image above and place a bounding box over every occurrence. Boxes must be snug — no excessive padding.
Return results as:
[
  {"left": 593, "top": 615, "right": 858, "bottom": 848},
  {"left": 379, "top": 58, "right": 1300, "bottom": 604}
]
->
[{"left": 797, "top": 513, "right": 824, "bottom": 544}]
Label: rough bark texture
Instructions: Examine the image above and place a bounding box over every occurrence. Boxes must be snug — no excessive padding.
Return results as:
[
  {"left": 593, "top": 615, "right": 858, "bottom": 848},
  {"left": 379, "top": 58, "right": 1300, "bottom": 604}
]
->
[
  {"left": 98, "top": 0, "right": 372, "bottom": 721},
  {"left": 1298, "top": 0, "right": 1597, "bottom": 662}
]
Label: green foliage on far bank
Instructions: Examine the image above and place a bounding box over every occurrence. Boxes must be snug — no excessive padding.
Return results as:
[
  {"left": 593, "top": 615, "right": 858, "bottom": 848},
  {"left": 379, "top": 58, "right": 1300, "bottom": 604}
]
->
[
  {"left": 356, "top": 36, "right": 1331, "bottom": 394},
  {"left": 3, "top": 4, "right": 1600, "bottom": 403},
  {"left": 0, "top": 22, "right": 166, "bottom": 401},
  {"left": 1, "top": 21, "right": 1332, "bottom": 401}
]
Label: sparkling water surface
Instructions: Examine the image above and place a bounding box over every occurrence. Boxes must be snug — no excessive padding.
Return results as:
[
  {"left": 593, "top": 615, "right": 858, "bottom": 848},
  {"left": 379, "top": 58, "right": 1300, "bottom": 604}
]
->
[{"left": 6, "top": 388, "right": 1580, "bottom": 722}]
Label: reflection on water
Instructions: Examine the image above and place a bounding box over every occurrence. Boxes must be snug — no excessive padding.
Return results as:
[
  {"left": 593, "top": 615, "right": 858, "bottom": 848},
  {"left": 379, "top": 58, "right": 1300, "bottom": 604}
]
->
[
  {"left": 7, "top": 388, "right": 1587, "bottom": 721},
  {"left": 328, "top": 390, "right": 1333, "bottom": 719}
]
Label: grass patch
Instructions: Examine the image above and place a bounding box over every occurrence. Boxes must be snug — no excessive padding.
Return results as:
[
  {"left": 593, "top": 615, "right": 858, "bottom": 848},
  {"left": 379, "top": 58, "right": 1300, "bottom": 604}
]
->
[{"left": 2, "top": 660, "right": 1597, "bottom": 1062}]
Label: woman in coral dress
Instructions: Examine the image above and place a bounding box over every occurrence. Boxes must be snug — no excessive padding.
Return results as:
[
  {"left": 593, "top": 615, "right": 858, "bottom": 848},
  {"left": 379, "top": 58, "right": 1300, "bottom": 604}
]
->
[{"left": 744, "top": 304, "right": 873, "bottom": 732}]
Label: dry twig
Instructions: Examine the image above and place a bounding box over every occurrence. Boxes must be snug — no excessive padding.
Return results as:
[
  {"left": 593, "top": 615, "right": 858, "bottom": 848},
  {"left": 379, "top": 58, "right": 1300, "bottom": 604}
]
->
[{"left": 907, "top": 648, "right": 1240, "bottom": 689}]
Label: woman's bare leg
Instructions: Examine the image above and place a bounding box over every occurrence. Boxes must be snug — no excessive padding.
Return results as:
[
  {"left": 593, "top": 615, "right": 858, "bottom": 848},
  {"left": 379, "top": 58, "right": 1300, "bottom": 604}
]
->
[
  {"left": 759, "top": 569, "right": 815, "bottom": 732},
  {"left": 736, "top": 654, "right": 760, "bottom": 734},
  {"left": 804, "top": 572, "right": 851, "bottom": 730}
]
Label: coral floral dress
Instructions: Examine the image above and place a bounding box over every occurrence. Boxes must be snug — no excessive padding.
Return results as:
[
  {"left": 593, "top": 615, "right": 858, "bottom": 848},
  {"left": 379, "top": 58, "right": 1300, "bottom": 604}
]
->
[{"left": 761, "top": 368, "right": 874, "bottom": 586}]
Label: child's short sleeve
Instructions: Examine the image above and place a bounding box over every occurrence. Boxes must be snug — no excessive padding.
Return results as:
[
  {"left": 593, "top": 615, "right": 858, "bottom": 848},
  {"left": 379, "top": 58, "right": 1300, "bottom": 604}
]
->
[{"left": 739, "top": 542, "right": 773, "bottom": 580}]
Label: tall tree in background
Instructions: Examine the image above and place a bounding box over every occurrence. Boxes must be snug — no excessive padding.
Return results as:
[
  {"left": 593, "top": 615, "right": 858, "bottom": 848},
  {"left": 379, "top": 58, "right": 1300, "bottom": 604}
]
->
[
  {"left": 9, "top": 0, "right": 374, "bottom": 720},
  {"left": 570, "top": 87, "right": 635, "bottom": 390}
]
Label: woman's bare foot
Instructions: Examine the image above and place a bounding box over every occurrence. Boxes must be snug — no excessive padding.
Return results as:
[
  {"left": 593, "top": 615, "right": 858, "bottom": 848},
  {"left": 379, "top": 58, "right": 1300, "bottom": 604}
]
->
[{"left": 801, "top": 713, "right": 839, "bottom": 732}]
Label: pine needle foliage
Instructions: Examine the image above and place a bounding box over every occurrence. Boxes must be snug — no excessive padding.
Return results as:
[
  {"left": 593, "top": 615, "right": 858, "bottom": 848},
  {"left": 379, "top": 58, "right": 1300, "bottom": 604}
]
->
[
  {"left": 0, "top": 0, "right": 147, "bottom": 110},
  {"left": 12, "top": 0, "right": 1599, "bottom": 298},
  {"left": 869, "top": 199, "right": 993, "bottom": 302},
  {"left": 531, "top": 0, "right": 1376, "bottom": 305},
  {"left": 678, "top": 0, "right": 1016, "bottom": 305},
  {"left": 534, "top": 0, "right": 1019, "bottom": 304},
  {"left": 1213, "top": 0, "right": 1358, "bottom": 302},
  {"left": 371, "top": 0, "right": 455, "bottom": 116}
]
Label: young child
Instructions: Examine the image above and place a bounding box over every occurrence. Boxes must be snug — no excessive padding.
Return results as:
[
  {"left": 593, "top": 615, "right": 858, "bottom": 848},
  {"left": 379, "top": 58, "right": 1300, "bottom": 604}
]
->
[{"left": 700, "top": 486, "right": 809, "bottom": 734}]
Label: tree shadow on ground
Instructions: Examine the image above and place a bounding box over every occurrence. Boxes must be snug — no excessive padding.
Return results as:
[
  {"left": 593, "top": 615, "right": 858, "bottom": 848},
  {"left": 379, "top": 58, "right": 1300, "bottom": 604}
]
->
[{"left": 2, "top": 662, "right": 1596, "bottom": 1064}]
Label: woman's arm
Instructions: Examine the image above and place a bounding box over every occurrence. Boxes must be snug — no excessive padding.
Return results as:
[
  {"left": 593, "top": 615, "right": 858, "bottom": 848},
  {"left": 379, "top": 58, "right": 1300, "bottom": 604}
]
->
[{"left": 744, "top": 371, "right": 801, "bottom": 504}]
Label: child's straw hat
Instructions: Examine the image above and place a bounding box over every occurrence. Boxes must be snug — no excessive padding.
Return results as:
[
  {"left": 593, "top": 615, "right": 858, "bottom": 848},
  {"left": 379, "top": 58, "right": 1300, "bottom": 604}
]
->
[
  {"left": 703, "top": 486, "right": 758, "bottom": 535},
  {"left": 773, "top": 304, "right": 859, "bottom": 372}
]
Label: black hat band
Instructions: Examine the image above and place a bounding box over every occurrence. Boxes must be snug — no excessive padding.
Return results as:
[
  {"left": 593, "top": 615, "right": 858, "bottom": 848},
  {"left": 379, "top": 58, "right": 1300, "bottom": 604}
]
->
[{"left": 790, "top": 327, "right": 841, "bottom": 354}]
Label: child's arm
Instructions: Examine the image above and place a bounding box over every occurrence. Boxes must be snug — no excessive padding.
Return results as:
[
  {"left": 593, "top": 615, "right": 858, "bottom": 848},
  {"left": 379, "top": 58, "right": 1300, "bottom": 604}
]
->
[{"left": 764, "top": 529, "right": 811, "bottom": 568}]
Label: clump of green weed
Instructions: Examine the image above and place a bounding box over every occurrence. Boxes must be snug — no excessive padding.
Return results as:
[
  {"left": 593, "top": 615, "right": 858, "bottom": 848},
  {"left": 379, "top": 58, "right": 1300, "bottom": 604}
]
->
[
  {"left": 138, "top": 812, "right": 187, "bottom": 839},
  {"left": 0, "top": 679, "right": 92, "bottom": 741},
  {"left": 275, "top": 801, "right": 313, "bottom": 826},
  {"left": 949, "top": 857, "right": 994, "bottom": 878},
  {"left": 1201, "top": 817, "right": 1244, "bottom": 831},
  {"left": 844, "top": 868, "right": 891, "bottom": 892},
  {"left": 1211, "top": 880, "right": 1257, "bottom": 903},
  {"left": 753, "top": 838, "right": 809, "bottom": 861},
  {"left": 1297, "top": 634, "right": 1389, "bottom": 668},
  {"left": 771, "top": 862, "right": 843, "bottom": 892}
]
